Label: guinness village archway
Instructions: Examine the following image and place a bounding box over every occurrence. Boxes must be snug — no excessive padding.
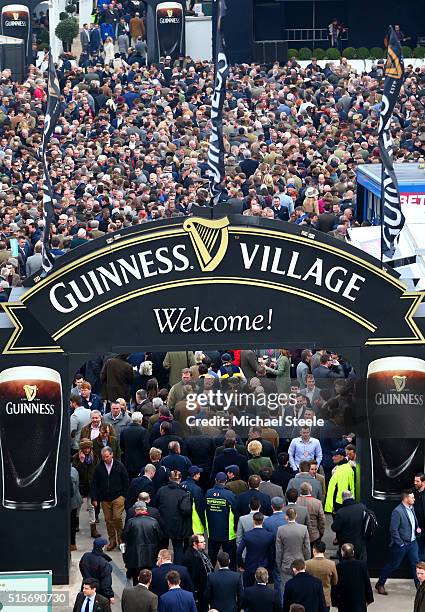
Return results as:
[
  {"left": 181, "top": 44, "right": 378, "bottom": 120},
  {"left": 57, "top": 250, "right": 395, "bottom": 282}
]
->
[{"left": 0, "top": 211, "right": 424, "bottom": 582}]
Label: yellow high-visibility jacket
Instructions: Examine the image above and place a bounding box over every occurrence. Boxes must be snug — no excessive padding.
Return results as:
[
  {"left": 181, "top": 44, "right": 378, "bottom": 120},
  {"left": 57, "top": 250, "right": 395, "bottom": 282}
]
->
[{"left": 325, "top": 461, "right": 355, "bottom": 513}]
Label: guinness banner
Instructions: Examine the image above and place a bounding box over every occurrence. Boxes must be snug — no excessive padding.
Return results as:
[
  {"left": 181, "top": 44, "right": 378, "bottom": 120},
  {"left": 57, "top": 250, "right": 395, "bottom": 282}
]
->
[
  {"left": 4, "top": 215, "right": 423, "bottom": 354},
  {"left": 1, "top": 3, "right": 30, "bottom": 55},
  {"left": 156, "top": 1, "right": 184, "bottom": 60}
]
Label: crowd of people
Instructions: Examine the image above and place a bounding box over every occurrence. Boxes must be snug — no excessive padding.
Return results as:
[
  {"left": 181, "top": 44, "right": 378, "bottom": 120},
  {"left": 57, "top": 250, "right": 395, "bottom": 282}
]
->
[
  {"left": 68, "top": 349, "right": 425, "bottom": 611},
  {"left": 0, "top": 1, "right": 424, "bottom": 295}
]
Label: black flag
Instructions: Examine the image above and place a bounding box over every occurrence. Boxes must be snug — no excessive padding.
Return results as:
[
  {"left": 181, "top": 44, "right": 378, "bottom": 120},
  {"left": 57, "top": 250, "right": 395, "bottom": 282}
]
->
[
  {"left": 207, "top": 0, "right": 229, "bottom": 206},
  {"left": 41, "top": 54, "right": 61, "bottom": 277},
  {"left": 378, "top": 26, "right": 405, "bottom": 258}
]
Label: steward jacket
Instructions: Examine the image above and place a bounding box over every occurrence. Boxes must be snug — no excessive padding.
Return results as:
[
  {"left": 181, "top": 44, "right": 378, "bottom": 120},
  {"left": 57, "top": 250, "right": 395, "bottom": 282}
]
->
[
  {"left": 325, "top": 459, "right": 355, "bottom": 512},
  {"left": 205, "top": 484, "right": 237, "bottom": 541},
  {"left": 181, "top": 477, "right": 205, "bottom": 533}
]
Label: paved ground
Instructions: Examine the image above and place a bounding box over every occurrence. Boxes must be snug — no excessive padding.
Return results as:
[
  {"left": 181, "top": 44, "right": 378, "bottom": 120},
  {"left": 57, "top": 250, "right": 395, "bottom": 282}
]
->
[{"left": 53, "top": 507, "right": 417, "bottom": 611}]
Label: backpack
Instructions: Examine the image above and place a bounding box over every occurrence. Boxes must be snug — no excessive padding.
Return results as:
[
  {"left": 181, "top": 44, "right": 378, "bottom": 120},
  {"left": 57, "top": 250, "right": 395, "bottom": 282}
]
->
[
  {"left": 362, "top": 507, "right": 378, "bottom": 540},
  {"left": 178, "top": 491, "right": 192, "bottom": 517}
]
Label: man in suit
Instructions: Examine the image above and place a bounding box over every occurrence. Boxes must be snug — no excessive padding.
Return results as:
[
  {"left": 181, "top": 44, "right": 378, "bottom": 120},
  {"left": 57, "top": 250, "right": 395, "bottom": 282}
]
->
[
  {"left": 264, "top": 497, "right": 287, "bottom": 604},
  {"left": 276, "top": 508, "right": 311, "bottom": 587},
  {"left": 151, "top": 549, "right": 193, "bottom": 597},
  {"left": 236, "top": 496, "right": 260, "bottom": 545},
  {"left": 241, "top": 566, "right": 282, "bottom": 612},
  {"left": 332, "top": 543, "right": 373, "bottom": 611},
  {"left": 283, "top": 558, "right": 327, "bottom": 612},
  {"left": 286, "top": 461, "right": 323, "bottom": 501},
  {"left": 120, "top": 412, "right": 150, "bottom": 480},
  {"left": 183, "top": 534, "right": 213, "bottom": 612},
  {"left": 122, "top": 568, "right": 158, "bottom": 612},
  {"left": 237, "top": 512, "right": 275, "bottom": 586},
  {"left": 331, "top": 490, "right": 366, "bottom": 560},
  {"left": 80, "top": 23, "right": 90, "bottom": 53},
  {"left": 72, "top": 578, "right": 111, "bottom": 612},
  {"left": 283, "top": 489, "right": 311, "bottom": 530},
  {"left": 305, "top": 541, "right": 338, "bottom": 611},
  {"left": 297, "top": 482, "right": 326, "bottom": 551},
  {"left": 159, "top": 570, "right": 197, "bottom": 612},
  {"left": 236, "top": 475, "right": 272, "bottom": 517},
  {"left": 375, "top": 489, "right": 420, "bottom": 594},
  {"left": 259, "top": 467, "right": 284, "bottom": 499},
  {"left": 91, "top": 446, "right": 129, "bottom": 551},
  {"left": 205, "top": 551, "right": 243, "bottom": 612},
  {"left": 211, "top": 438, "right": 249, "bottom": 482},
  {"left": 126, "top": 464, "right": 157, "bottom": 510}
]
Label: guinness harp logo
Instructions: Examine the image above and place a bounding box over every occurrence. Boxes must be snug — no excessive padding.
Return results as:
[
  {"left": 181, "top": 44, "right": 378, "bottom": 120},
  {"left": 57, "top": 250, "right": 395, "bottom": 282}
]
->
[
  {"left": 167, "top": 8, "right": 173, "bottom": 16},
  {"left": 23, "top": 384, "right": 38, "bottom": 401},
  {"left": 385, "top": 47, "right": 403, "bottom": 79},
  {"left": 393, "top": 375, "right": 407, "bottom": 392},
  {"left": 183, "top": 216, "right": 229, "bottom": 272},
  {"left": 12, "top": 12, "right": 19, "bottom": 20}
]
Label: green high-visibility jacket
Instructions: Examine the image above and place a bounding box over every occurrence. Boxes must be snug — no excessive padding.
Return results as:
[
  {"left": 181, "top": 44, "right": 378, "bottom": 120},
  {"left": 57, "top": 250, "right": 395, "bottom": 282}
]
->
[{"left": 325, "top": 461, "right": 355, "bottom": 512}]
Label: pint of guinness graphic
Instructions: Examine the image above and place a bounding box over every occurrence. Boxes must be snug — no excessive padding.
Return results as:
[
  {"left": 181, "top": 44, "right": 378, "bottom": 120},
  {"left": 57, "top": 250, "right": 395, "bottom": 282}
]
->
[
  {"left": 0, "top": 366, "right": 63, "bottom": 510},
  {"left": 367, "top": 357, "right": 425, "bottom": 500},
  {"left": 1, "top": 4, "right": 30, "bottom": 55},
  {"left": 156, "top": 1, "right": 184, "bottom": 60}
]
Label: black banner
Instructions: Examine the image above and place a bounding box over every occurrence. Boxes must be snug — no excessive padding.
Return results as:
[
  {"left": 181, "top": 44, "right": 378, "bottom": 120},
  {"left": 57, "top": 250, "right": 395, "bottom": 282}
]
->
[
  {"left": 379, "top": 26, "right": 405, "bottom": 258},
  {"left": 40, "top": 54, "right": 61, "bottom": 277},
  {"left": 208, "top": 0, "right": 228, "bottom": 205}
]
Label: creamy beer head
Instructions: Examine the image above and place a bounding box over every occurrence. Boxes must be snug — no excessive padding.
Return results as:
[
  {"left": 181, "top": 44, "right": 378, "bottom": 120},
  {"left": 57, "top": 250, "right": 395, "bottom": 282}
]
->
[
  {"left": 156, "top": 1, "right": 184, "bottom": 60},
  {"left": 367, "top": 356, "right": 425, "bottom": 437},
  {"left": 0, "top": 365, "right": 62, "bottom": 510}
]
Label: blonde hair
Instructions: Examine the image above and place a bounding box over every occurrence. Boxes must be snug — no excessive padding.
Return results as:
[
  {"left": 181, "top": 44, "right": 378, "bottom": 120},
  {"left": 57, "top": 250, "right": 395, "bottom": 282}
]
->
[{"left": 248, "top": 440, "right": 262, "bottom": 457}]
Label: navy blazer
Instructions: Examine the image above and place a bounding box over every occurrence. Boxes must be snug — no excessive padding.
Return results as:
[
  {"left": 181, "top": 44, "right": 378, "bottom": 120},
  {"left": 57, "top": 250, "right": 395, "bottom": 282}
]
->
[
  {"left": 151, "top": 564, "right": 193, "bottom": 597},
  {"left": 205, "top": 568, "right": 243, "bottom": 612},
  {"left": 237, "top": 527, "right": 275, "bottom": 572},
  {"left": 159, "top": 587, "right": 197, "bottom": 612},
  {"left": 390, "top": 502, "right": 418, "bottom": 546},
  {"left": 283, "top": 572, "right": 327, "bottom": 612},
  {"left": 241, "top": 584, "right": 282, "bottom": 612},
  {"left": 236, "top": 489, "right": 272, "bottom": 518}
]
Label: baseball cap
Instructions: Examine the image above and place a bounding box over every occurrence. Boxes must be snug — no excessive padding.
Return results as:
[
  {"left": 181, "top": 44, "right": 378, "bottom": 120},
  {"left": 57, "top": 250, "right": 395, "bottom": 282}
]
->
[
  {"left": 93, "top": 537, "right": 108, "bottom": 548},
  {"left": 225, "top": 465, "right": 240, "bottom": 475},
  {"left": 189, "top": 466, "right": 204, "bottom": 476},
  {"left": 332, "top": 448, "right": 346, "bottom": 457},
  {"left": 134, "top": 501, "right": 147, "bottom": 511},
  {"left": 216, "top": 472, "right": 227, "bottom": 483}
]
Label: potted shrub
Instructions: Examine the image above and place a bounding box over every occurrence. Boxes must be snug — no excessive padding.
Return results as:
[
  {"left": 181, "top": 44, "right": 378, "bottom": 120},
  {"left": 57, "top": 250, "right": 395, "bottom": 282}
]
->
[
  {"left": 288, "top": 48, "right": 299, "bottom": 59},
  {"left": 342, "top": 47, "right": 356, "bottom": 59},
  {"left": 299, "top": 47, "right": 312, "bottom": 60},
  {"left": 325, "top": 47, "right": 341, "bottom": 60},
  {"left": 55, "top": 16, "right": 78, "bottom": 52},
  {"left": 312, "top": 48, "right": 325, "bottom": 60},
  {"left": 401, "top": 45, "right": 412, "bottom": 57},
  {"left": 370, "top": 47, "right": 384, "bottom": 60},
  {"left": 413, "top": 46, "right": 425, "bottom": 59},
  {"left": 356, "top": 47, "right": 369, "bottom": 60}
]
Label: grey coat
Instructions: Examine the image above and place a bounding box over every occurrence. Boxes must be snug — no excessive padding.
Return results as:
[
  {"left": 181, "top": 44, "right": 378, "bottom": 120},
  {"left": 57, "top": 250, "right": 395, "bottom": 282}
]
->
[
  {"left": 259, "top": 480, "right": 284, "bottom": 500},
  {"left": 282, "top": 503, "right": 311, "bottom": 530},
  {"left": 286, "top": 473, "right": 323, "bottom": 501},
  {"left": 275, "top": 521, "right": 311, "bottom": 574},
  {"left": 121, "top": 584, "right": 158, "bottom": 612},
  {"left": 236, "top": 511, "right": 255, "bottom": 545}
]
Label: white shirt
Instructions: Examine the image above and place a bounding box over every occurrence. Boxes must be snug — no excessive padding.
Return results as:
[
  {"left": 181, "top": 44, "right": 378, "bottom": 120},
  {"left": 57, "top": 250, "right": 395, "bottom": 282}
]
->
[
  {"left": 81, "top": 594, "right": 95, "bottom": 612},
  {"left": 105, "top": 459, "right": 114, "bottom": 475},
  {"left": 90, "top": 426, "right": 100, "bottom": 440}
]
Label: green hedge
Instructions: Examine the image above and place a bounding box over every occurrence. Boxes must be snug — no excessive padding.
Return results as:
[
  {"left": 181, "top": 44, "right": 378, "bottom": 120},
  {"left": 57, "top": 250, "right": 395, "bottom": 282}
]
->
[{"left": 289, "top": 46, "right": 420, "bottom": 61}]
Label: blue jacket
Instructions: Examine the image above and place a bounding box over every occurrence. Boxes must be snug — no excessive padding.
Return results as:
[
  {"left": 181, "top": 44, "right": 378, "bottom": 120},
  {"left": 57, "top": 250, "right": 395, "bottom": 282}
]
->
[
  {"left": 236, "top": 489, "right": 272, "bottom": 518},
  {"left": 237, "top": 527, "right": 275, "bottom": 572},
  {"left": 205, "top": 484, "right": 237, "bottom": 541},
  {"left": 283, "top": 572, "right": 327, "bottom": 612},
  {"left": 159, "top": 588, "right": 197, "bottom": 612},
  {"left": 264, "top": 511, "right": 288, "bottom": 538},
  {"left": 390, "top": 502, "right": 418, "bottom": 547},
  {"left": 205, "top": 569, "right": 243, "bottom": 612},
  {"left": 151, "top": 564, "right": 193, "bottom": 597}
]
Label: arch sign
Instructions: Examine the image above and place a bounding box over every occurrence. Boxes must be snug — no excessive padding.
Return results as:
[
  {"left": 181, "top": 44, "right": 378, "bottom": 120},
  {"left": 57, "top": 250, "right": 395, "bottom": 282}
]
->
[
  {"left": 0, "top": 211, "right": 425, "bottom": 584},
  {"left": 2, "top": 214, "right": 425, "bottom": 354}
]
